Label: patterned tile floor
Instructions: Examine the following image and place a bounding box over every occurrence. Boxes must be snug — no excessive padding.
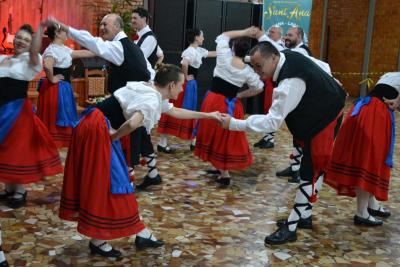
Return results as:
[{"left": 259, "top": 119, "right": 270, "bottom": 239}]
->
[{"left": 1, "top": 99, "right": 400, "bottom": 266}]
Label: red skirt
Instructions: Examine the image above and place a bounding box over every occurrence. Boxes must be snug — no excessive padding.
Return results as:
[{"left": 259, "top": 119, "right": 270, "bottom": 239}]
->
[
  {"left": 263, "top": 78, "right": 274, "bottom": 114},
  {"left": 325, "top": 98, "right": 392, "bottom": 201},
  {"left": 36, "top": 79, "right": 72, "bottom": 148},
  {"left": 157, "top": 81, "right": 196, "bottom": 140},
  {"left": 194, "top": 92, "right": 253, "bottom": 170},
  {"left": 0, "top": 100, "right": 62, "bottom": 184},
  {"left": 59, "top": 109, "right": 145, "bottom": 240}
]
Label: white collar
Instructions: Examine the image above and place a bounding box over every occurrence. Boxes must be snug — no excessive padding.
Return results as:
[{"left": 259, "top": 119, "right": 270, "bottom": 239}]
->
[
  {"left": 113, "top": 31, "right": 128, "bottom": 41},
  {"left": 295, "top": 42, "right": 304, "bottom": 48},
  {"left": 273, "top": 52, "right": 286, "bottom": 82},
  {"left": 137, "top": 25, "right": 151, "bottom": 37}
]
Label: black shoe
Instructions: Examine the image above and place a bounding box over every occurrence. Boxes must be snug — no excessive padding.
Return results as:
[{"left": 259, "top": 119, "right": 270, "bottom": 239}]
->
[
  {"left": 216, "top": 177, "right": 230, "bottom": 186},
  {"left": 276, "top": 217, "right": 313, "bottom": 229},
  {"left": 135, "top": 235, "right": 164, "bottom": 249},
  {"left": 0, "top": 190, "right": 14, "bottom": 201},
  {"left": 276, "top": 166, "right": 296, "bottom": 177},
  {"left": 367, "top": 207, "right": 391, "bottom": 218},
  {"left": 6, "top": 191, "right": 27, "bottom": 209},
  {"left": 89, "top": 242, "right": 122, "bottom": 258},
  {"left": 205, "top": 169, "right": 221, "bottom": 175},
  {"left": 0, "top": 260, "right": 9, "bottom": 267},
  {"left": 190, "top": 144, "right": 195, "bottom": 151},
  {"left": 136, "top": 175, "right": 162, "bottom": 190},
  {"left": 354, "top": 215, "right": 383, "bottom": 226},
  {"left": 157, "top": 145, "right": 175, "bottom": 154},
  {"left": 264, "top": 224, "right": 297, "bottom": 246},
  {"left": 287, "top": 171, "right": 300, "bottom": 183},
  {"left": 254, "top": 138, "right": 274, "bottom": 149}
]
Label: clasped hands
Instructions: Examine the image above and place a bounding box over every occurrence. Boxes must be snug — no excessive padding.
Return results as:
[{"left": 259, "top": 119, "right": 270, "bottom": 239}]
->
[{"left": 206, "top": 112, "right": 232, "bottom": 129}]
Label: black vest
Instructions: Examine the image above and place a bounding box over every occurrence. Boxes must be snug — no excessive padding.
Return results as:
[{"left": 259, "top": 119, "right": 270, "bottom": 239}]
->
[
  {"left": 0, "top": 77, "right": 29, "bottom": 107},
  {"left": 277, "top": 51, "right": 346, "bottom": 140},
  {"left": 108, "top": 37, "right": 150, "bottom": 93},
  {"left": 368, "top": 83, "right": 399, "bottom": 101},
  {"left": 137, "top": 31, "right": 158, "bottom": 68},
  {"left": 96, "top": 95, "right": 125, "bottom": 129},
  {"left": 299, "top": 44, "right": 313, "bottom": 56}
]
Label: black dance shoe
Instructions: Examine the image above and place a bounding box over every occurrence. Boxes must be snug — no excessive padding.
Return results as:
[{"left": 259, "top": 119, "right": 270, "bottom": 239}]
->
[
  {"left": 0, "top": 190, "right": 14, "bottom": 201},
  {"left": 354, "top": 215, "right": 383, "bottom": 226},
  {"left": 190, "top": 144, "right": 195, "bottom": 151},
  {"left": 0, "top": 260, "right": 9, "bottom": 267},
  {"left": 254, "top": 138, "right": 274, "bottom": 149},
  {"left": 367, "top": 207, "right": 391, "bottom": 218},
  {"left": 287, "top": 171, "right": 300, "bottom": 183},
  {"left": 276, "top": 217, "right": 313, "bottom": 229},
  {"left": 6, "top": 191, "right": 27, "bottom": 209},
  {"left": 136, "top": 175, "right": 162, "bottom": 190},
  {"left": 216, "top": 177, "right": 231, "bottom": 186},
  {"left": 135, "top": 235, "right": 165, "bottom": 249},
  {"left": 264, "top": 224, "right": 297, "bottom": 246},
  {"left": 157, "top": 145, "right": 176, "bottom": 154},
  {"left": 205, "top": 169, "right": 221, "bottom": 175},
  {"left": 276, "top": 166, "right": 296, "bottom": 177},
  {"left": 89, "top": 242, "right": 122, "bottom": 258}
]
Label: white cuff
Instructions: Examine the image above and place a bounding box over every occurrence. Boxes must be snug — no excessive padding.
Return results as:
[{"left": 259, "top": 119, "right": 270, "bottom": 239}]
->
[{"left": 229, "top": 118, "right": 247, "bottom": 131}]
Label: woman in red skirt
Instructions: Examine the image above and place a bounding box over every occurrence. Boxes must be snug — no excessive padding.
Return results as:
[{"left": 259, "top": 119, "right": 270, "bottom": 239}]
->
[
  {"left": 194, "top": 28, "right": 264, "bottom": 185},
  {"left": 59, "top": 64, "right": 221, "bottom": 257},
  {"left": 157, "top": 28, "right": 216, "bottom": 152},
  {"left": 0, "top": 24, "right": 63, "bottom": 209},
  {"left": 0, "top": 23, "right": 62, "bottom": 266},
  {"left": 36, "top": 25, "right": 94, "bottom": 148},
  {"left": 325, "top": 72, "right": 400, "bottom": 226}
]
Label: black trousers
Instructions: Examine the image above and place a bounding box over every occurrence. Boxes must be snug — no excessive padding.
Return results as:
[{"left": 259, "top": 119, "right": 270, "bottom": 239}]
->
[{"left": 130, "top": 126, "right": 154, "bottom": 166}]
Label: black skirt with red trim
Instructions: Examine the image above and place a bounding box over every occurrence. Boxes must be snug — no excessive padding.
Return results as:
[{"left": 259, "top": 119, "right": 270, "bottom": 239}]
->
[
  {"left": 0, "top": 100, "right": 63, "bottom": 184},
  {"left": 59, "top": 109, "right": 145, "bottom": 240},
  {"left": 194, "top": 92, "right": 253, "bottom": 170}
]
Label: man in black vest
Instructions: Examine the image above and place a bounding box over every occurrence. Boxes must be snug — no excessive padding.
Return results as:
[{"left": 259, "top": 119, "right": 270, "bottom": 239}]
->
[
  {"left": 131, "top": 7, "right": 164, "bottom": 68},
  {"left": 285, "top": 26, "right": 313, "bottom": 56},
  {"left": 220, "top": 42, "right": 346, "bottom": 245}
]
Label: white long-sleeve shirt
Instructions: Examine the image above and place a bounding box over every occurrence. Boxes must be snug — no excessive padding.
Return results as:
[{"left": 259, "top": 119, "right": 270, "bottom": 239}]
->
[
  {"left": 68, "top": 27, "right": 155, "bottom": 81},
  {"left": 229, "top": 52, "right": 332, "bottom": 133}
]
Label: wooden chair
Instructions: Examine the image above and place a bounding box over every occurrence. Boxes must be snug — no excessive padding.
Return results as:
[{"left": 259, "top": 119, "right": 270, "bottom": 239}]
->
[{"left": 84, "top": 69, "right": 108, "bottom": 106}]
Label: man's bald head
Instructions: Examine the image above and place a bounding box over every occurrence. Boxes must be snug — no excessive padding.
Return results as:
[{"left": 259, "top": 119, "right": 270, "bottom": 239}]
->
[{"left": 100, "top": 13, "right": 124, "bottom": 41}]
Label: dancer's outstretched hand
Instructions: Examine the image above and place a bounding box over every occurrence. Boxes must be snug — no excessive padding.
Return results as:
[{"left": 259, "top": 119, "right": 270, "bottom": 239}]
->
[
  {"left": 220, "top": 113, "right": 232, "bottom": 129},
  {"left": 207, "top": 111, "right": 222, "bottom": 122}
]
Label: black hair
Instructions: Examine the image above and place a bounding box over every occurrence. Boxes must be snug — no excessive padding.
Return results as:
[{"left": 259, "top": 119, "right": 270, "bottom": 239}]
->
[
  {"left": 154, "top": 63, "right": 184, "bottom": 87},
  {"left": 249, "top": 41, "right": 280, "bottom": 58},
  {"left": 232, "top": 37, "right": 250, "bottom": 58},
  {"left": 19, "top": 24, "right": 34, "bottom": 35},
  {"left": 46, "top": 25, "right": 57, "bottom": 40},
  {"left": 186, "top": 28, "right": 202, "bottom": 44},
  {"left": 133, "top": 7, "right": 149, "bottom": 21}
]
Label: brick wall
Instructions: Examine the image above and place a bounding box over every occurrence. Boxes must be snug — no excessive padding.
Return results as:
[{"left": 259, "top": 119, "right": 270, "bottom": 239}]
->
[{"left": 308, "top": 0, "right": 400, "bottom": 96}]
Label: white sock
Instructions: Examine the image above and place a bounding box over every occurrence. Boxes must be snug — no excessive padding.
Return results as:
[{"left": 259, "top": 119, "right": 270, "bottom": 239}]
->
[
  {"left": 137, "top": 228, "right": 157, "bottom": 241},
  {"left": 0, "top": 184, "right": 15, "bottom": 196},
  {"left": 219, "top": 170, "right": 230, "bottom": 178},
  {"left": 368, "top": 195, "right": 381, "bottom": 210},
  {"left": 290, "top": 146, "right": 303, "bottom": 172},
  {"left": 191, "top": 138, "right": 196, "bottom": 146},
  {"left": 12, "top": 184, "right": 26, "bottom": 199},
  {"left": 90, "top": 239, "right": 112, "bottom": 252},
  {"left": 0, "top": 229, "right": 5, "bottom": 263},
  {"left": 263, "top": 132, "right": 275, "bottom": 143},
  {"left": 287, "top": 179, "right": 313, "bottom": 231},
  {"left": 145, "top": 153, "right": 159, "bottom": 179},
  {"left": 356, "top": 187, "right": 377, "bottom": 221},
  {"left": 158, "top": 135, "right": 168, "bottom": 147}
]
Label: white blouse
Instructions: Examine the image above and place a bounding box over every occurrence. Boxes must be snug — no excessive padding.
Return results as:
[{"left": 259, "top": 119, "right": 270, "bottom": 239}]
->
[
  {"left": 213, "top": 34, "right": 264, "bottom": 90},
  {"left": 181, "top": 46, "right": 209, "bottom": 68},
  {"left": 376, "top": 72, "right": 400, "bottom": 92},
  {"left": 0, "top": 52, "right": 42, "bottom": 80},
  {"left": 43, "top": 43, "right": 73, "bottom": 68},
  {"left": 114, "top": 81, "right": 173, "bottom": 133}
]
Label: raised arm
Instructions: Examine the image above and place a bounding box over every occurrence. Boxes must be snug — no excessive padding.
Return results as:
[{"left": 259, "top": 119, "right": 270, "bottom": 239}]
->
[{"left": 29, "top": 23, "right": 44, "bottom": 66}]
